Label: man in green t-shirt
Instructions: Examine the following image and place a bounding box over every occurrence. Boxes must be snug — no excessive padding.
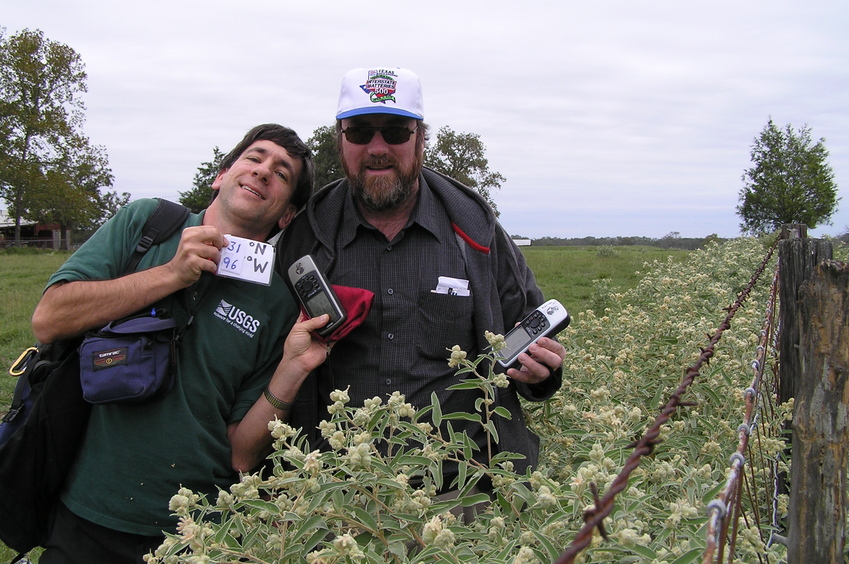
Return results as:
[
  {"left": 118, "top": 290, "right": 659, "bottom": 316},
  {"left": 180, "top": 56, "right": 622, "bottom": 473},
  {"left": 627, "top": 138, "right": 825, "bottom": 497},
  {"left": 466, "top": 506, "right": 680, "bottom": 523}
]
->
[{"left": 31, "top": 124, "right": 330, "bottom": 563}]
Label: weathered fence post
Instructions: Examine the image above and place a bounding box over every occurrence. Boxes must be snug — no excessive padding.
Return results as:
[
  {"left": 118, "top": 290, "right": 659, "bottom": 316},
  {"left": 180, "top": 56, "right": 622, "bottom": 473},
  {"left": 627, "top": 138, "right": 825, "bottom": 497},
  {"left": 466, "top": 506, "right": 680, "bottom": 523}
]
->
[
  {"left": 778, "top": 225, "right": 832, "bottom": 404},
  {"left": 776, "top": 224, "right": 835, "bottom": 557},
  {"left": 786, "top": 260, "right": 849, "bottom": 563}
]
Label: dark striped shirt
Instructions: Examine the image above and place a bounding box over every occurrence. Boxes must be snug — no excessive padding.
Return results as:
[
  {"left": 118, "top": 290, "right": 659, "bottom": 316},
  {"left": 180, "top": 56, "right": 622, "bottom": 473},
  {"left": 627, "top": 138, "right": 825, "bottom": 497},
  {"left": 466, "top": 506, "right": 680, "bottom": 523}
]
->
[{"left": 320, "top": 179, "right": 487, "bottom": 461}]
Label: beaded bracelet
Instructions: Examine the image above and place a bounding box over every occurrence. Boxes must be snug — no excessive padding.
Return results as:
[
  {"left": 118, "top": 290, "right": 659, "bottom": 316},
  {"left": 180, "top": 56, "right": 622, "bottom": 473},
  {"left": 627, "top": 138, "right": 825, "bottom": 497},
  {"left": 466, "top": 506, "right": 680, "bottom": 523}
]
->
[{"left": 264, "top": 388, "right": 294, "bottom": 411}]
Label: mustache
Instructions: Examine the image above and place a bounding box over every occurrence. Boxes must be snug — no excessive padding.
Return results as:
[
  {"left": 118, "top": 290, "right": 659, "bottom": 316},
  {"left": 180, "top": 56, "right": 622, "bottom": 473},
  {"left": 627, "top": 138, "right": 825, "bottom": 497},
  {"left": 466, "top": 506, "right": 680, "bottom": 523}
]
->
[{"left": 361, "top": 156, "right": 397, "bottom": 169}]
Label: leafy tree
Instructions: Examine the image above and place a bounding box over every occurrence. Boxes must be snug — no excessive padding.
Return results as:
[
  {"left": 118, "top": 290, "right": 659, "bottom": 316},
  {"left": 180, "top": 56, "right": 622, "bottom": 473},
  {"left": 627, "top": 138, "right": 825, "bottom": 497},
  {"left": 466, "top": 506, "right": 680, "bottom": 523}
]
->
[
  {"left": 96, "top": 189, "right": 131, "bottom": 222},
  {"left": 737, "top": 119, "right": 838, "bottom": 234},
  {"left": 179, "top": 146, "right": 223, "bottom": 213},
  {"left": 0, "top": 27, "right": 115, "bottom": 245},
  {"left": 307, "top": 124, "right": 344, "bottom": 189},
  {"left": 73, "top": 187, "right": 131, "bottom": 244},
  {"left": 424, "top": 126, "right": 505, "bottom": 217},
  {"left": 28, "top": 136, "right": 118, "bottom": 244}
]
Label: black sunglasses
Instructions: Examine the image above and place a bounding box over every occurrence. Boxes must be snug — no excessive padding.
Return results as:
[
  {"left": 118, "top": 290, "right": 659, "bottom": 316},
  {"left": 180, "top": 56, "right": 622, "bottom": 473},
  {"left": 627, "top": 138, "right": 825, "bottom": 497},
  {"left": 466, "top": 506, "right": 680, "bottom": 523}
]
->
[{"left": 341, "top": 125, "right": 418, "bottom": 145}]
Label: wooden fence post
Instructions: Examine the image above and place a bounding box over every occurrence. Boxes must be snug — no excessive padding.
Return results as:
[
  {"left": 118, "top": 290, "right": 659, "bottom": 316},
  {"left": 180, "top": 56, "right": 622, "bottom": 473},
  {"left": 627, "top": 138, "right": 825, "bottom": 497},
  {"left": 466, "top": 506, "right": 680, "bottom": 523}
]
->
[
  {"left": 778, "top": 226, "right": 832, "bottom": 404},
  {"left": 786, "top": 260, "right": 849, "bottom": 562}
]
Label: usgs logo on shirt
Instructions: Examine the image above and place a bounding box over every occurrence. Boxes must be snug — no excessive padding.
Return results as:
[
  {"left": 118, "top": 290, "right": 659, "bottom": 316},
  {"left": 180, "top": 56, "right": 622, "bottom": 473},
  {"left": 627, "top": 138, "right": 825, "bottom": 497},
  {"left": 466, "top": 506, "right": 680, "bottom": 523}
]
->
[{"left": 214, "top": 299, "right": 260, "bottom": 338}]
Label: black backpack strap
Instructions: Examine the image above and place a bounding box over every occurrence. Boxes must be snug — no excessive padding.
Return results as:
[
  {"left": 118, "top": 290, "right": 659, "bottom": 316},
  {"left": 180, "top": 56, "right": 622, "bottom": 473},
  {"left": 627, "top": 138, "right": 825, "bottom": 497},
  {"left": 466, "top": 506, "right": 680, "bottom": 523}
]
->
[{"left": 125, "top": 199, "right": 190, "bottom": 275}]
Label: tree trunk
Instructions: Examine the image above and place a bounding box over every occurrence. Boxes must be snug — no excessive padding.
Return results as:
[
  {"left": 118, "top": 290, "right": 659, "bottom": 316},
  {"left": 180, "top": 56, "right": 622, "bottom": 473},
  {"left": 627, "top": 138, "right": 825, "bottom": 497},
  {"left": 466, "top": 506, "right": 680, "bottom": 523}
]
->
[{"left": 60, "top": 221, "right": 70, "bottom": 250}]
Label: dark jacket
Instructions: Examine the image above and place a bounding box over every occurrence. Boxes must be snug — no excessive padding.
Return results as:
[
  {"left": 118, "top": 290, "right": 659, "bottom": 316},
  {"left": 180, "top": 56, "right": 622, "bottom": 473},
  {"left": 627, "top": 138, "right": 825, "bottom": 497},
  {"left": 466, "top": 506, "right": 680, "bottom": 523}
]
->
[{"left": 276, "top": 167, "right": 562, "bottom": 473}]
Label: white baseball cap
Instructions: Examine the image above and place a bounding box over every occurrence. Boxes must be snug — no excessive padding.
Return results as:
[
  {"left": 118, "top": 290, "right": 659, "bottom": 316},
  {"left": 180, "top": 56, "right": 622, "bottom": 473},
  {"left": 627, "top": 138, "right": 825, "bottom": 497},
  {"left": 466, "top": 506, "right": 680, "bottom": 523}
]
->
[{"left": 336, "top": 67, "right": 424, "bottom": 120}]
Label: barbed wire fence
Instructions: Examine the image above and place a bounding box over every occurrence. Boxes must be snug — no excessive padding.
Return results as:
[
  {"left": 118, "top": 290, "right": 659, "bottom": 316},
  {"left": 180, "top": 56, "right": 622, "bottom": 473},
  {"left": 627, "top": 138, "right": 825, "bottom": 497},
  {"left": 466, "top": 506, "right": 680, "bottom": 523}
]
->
[
  {"left": 555, "top": 237, "right": 785, "bottom": 564},
  {"left": 702, "top": 266, "right": 781, "bottom": 564}
]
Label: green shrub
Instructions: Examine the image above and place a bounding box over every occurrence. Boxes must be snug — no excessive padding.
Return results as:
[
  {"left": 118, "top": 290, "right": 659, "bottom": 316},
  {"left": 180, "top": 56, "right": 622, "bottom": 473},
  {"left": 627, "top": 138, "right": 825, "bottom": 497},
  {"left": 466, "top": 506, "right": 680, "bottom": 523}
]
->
[
  {"left": 148, "top": 338, "right": 573, "bottom": 563},
  {"left": 595, "top": 245, "right": 618, "bottom": 258}
]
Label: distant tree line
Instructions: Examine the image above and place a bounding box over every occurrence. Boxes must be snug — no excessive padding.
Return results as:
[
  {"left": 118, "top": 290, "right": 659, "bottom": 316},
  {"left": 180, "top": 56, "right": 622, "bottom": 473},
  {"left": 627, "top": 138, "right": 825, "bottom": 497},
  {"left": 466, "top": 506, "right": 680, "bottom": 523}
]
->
[{"left": 525, "top": 233, "right": 724, "bottom": 251}]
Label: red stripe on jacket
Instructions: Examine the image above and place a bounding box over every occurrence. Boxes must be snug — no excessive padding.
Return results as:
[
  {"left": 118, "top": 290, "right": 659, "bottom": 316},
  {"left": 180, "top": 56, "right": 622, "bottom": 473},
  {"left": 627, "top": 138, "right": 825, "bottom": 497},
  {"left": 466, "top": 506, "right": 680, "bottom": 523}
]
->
[{"left": 452, "top": 223, "right": 490, "bottom": 254}]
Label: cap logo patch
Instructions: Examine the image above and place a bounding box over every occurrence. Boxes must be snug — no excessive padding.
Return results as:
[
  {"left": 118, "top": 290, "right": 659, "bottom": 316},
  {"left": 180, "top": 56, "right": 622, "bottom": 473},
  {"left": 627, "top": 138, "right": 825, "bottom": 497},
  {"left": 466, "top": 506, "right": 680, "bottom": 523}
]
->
[
  {"left": 336, "top": 67, "right": 423, "bottom": 120},
  {"left": 360, "top": 70, "right": 398, "bottom": 105}
]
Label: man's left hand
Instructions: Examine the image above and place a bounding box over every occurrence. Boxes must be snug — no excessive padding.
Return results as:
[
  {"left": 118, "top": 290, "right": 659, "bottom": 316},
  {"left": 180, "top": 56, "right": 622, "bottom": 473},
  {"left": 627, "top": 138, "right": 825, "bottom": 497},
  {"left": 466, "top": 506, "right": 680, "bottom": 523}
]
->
[{"left": 506, "top": 336, "right": 566, "bottom": 385}]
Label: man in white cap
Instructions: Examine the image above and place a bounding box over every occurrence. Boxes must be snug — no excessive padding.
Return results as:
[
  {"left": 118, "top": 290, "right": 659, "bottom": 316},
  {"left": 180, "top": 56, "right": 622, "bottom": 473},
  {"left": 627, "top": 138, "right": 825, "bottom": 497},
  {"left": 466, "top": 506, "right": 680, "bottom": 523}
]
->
[{"left": 275, "top": 67, "right": 566, "bottom": 491}]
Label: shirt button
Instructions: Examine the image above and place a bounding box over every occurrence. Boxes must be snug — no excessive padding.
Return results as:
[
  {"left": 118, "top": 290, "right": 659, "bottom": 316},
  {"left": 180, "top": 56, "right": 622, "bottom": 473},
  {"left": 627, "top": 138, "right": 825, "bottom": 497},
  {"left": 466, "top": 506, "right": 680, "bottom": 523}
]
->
[
  {"left": 387, "top": 288, "right": 394, "bottom": 295},
  {"left": 385, "top": 379, "right": 392, "bottom": 386},
  {"left": 387, "top": 333, "right": 394, "bottom": 340}
]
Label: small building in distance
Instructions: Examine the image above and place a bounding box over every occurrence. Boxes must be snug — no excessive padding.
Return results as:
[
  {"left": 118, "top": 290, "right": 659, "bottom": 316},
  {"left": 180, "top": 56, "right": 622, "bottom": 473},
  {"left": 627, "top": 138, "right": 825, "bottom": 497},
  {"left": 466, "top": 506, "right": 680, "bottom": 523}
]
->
[{"left": 0, "top": 209, "right": 66, "bottom": 249}]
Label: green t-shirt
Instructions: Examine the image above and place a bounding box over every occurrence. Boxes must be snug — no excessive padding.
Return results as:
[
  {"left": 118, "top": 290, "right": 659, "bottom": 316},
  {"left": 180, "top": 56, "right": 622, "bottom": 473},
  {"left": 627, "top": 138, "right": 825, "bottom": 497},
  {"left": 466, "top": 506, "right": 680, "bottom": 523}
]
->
[{"left": 48, "top": 199, "right": 298, "bottom": 536}]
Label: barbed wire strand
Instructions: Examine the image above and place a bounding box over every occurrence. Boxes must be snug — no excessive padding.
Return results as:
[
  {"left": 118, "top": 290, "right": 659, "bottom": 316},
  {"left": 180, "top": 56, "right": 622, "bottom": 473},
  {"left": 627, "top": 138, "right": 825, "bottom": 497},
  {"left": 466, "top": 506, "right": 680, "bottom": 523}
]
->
[
  {"left": 751, "top": 272, "right": 782, "bottom": 553},
  {"left": 757, "top": 295, "right": 789, "bottom": 553},
  {"left": 703, "top": 267, "right": 779, "bottom": 563},
  {"left": 716, "top": 244, "right": 774, "bottom": 556},
  {"left": 554, "top": 238, "right": 779, "bottom": 564}
]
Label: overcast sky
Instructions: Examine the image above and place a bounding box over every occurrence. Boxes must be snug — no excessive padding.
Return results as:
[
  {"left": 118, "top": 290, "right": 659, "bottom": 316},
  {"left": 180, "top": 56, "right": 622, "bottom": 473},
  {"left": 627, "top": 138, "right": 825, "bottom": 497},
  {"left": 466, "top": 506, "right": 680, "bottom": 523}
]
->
[{"left": 3, "top": 0, "right": 848, "bottom": 239}]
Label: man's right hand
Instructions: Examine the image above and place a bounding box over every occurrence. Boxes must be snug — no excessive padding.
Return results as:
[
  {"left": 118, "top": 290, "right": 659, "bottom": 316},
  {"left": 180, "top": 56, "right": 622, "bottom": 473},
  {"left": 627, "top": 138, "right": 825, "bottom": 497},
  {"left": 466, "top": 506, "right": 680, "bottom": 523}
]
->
[{"left": 164, "top": 225, "right": 228, "bottom": 287}]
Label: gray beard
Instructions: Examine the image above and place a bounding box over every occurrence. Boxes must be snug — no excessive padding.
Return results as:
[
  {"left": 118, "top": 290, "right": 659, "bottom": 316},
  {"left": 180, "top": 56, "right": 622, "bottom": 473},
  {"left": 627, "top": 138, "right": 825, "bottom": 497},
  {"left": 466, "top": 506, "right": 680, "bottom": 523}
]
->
[
  {"left": 344, "top": 157, "right": 421, "bottom": 213},
  {"left": 352, "top": 175, "right": 413, "bottom": 212}
]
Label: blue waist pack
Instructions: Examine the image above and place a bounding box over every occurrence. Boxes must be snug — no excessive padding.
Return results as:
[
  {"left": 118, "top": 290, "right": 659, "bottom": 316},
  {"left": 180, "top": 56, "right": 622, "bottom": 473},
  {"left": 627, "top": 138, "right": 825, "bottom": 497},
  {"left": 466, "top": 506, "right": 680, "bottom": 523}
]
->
[{"left": 79, "top": 310, "right": 178, "bottom": 405}]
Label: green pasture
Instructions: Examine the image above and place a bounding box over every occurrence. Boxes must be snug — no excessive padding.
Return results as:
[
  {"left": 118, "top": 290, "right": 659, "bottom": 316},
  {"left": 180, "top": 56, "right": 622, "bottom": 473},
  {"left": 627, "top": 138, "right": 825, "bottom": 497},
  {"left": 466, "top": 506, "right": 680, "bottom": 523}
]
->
[
  {"left": 523, "top": 245, "right": 690, "bottom": 314},
  {"left": 0, "top": 251, "right": 69, "bottom": 386}
]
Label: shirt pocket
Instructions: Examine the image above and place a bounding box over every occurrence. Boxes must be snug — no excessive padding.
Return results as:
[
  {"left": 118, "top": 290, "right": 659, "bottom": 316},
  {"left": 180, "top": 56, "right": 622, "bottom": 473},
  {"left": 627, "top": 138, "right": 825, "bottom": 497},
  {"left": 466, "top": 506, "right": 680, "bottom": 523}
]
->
[{"left": 416, "top": 290, "right": 476, "bottom": 361}]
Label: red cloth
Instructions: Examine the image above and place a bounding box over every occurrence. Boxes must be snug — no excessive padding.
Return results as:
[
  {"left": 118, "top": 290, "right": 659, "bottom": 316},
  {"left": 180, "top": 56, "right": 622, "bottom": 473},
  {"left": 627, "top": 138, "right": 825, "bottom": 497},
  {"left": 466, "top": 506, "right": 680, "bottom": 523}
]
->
[{"left": 306, "top": 285, "right": 374, "bottom": 343}]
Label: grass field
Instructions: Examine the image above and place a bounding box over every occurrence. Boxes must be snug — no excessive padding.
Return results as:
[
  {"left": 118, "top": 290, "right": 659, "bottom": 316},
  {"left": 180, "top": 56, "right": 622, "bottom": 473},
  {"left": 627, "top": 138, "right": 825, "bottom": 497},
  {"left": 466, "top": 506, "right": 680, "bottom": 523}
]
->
[
  {"left": 0, "top": 251, "right": 69, "bottom": 385},
  {"left": 522, "top": 245, "right": 690, "bottom": 314}
]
